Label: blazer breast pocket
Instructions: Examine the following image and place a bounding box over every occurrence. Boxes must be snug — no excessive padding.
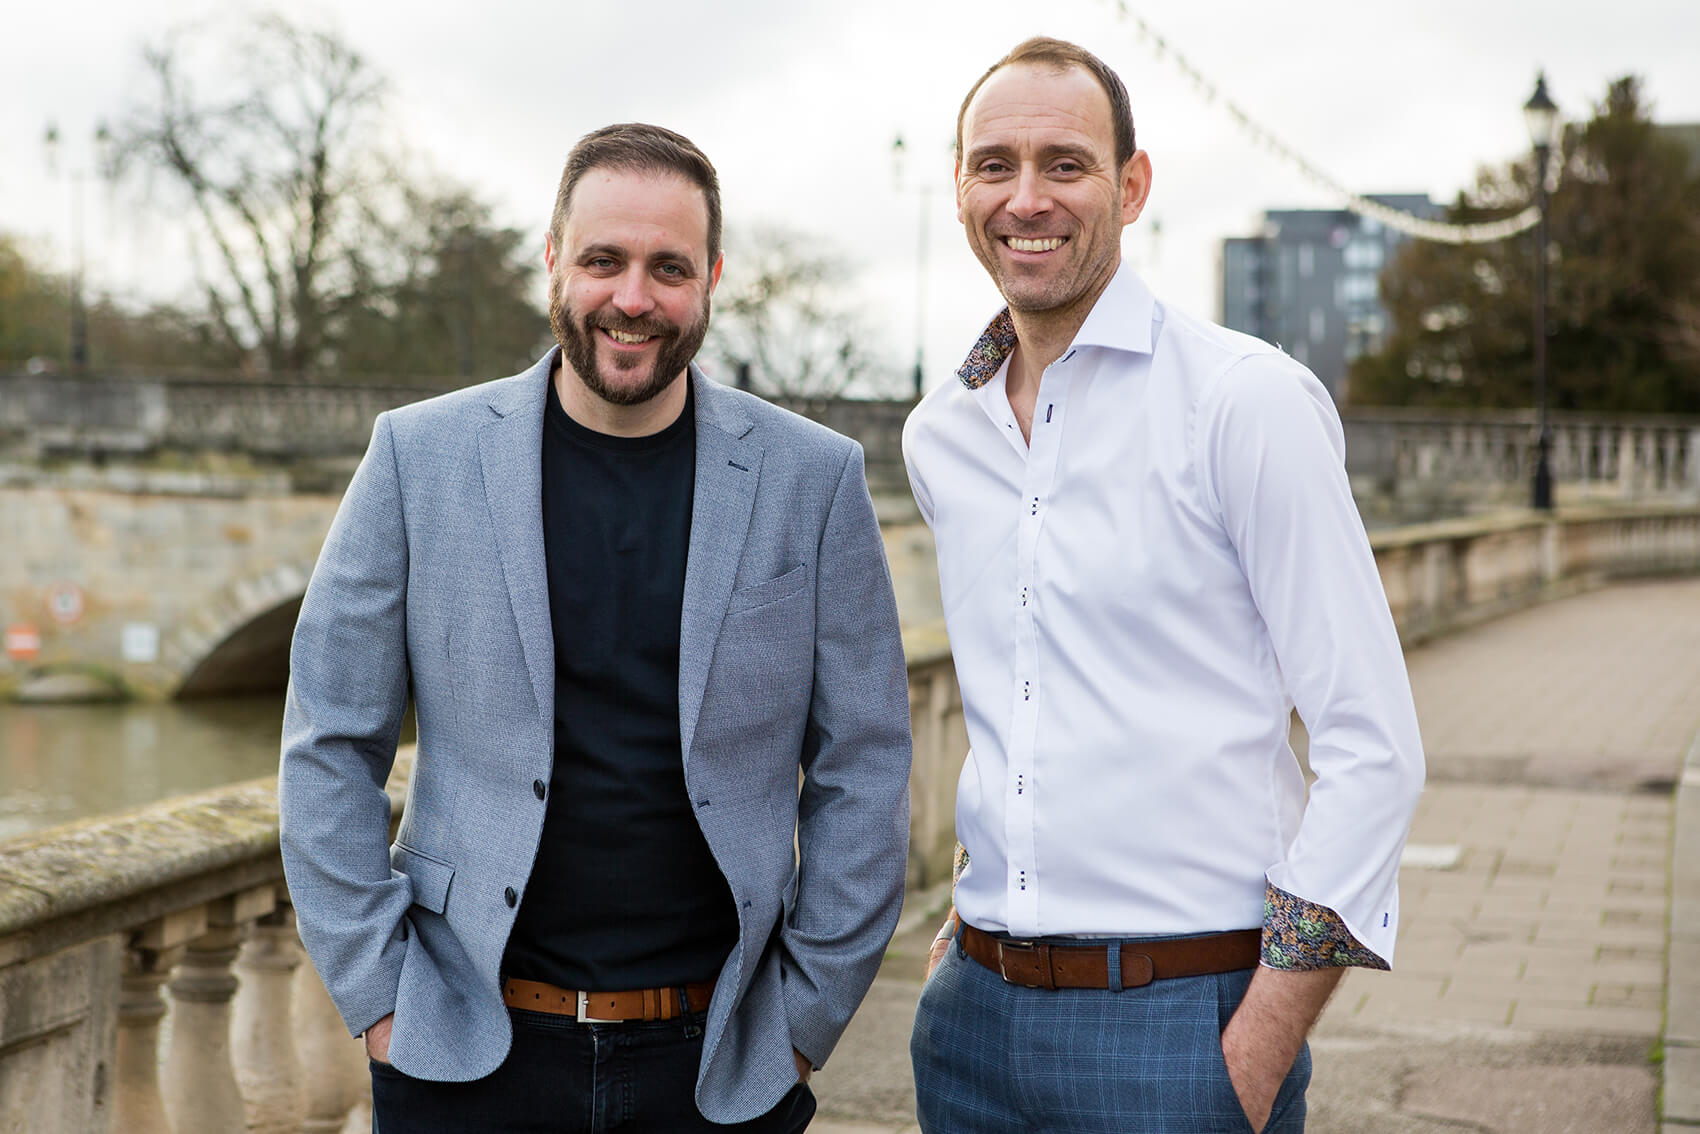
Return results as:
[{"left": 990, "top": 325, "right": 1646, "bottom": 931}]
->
[
  {"left": 725, "top": 564, "right": 808, "bottom": 616},
  {"left": 391, "top": 841, "right": 456, "bottom": 915}
]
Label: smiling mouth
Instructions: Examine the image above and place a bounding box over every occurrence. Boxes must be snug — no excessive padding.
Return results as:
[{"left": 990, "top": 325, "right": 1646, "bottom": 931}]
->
[
  {"left": 602, "top": 328, "right": 655, "bottom": 346},
  {"left": 1002, "top": 236, "right": 1067, "bottom": 253}
]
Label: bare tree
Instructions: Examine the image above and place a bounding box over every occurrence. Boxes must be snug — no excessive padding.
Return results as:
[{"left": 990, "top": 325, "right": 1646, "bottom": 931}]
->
[
  {"left": 705, "top": 226, "right": 900, "bottom": 401},
  {"left": 111, "top": 13, "right": 391, "bottom": 374}
]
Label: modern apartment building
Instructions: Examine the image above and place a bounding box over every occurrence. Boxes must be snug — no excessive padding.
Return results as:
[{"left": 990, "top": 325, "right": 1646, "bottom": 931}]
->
[{"left": 1220, "top": 195, "right": 1442, "bottom": 401}]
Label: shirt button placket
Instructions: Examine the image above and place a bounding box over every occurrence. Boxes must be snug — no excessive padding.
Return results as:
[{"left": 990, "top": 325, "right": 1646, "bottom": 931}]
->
[{"left": 1005, "top": 364, "right": 1067, "bottom": 934}]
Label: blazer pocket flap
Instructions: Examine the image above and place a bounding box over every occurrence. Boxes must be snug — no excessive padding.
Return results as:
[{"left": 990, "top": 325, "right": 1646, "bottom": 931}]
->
[
  {"left": 727, "top": 564, "right": 808, "bottom": 614},
  {"left": 391, "top": 842, "right": 455, "bottom": 915}
]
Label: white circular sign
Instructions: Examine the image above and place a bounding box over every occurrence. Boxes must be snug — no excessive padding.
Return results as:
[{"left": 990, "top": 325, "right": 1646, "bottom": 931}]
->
[{"left": 44, "top": 581, "right": 86, "bottom": 625}]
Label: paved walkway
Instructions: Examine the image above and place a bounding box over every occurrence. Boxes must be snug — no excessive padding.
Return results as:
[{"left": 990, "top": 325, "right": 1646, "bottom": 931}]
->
[{"left": 808, "top": 578, "right": 1700, "bottom": 1133}]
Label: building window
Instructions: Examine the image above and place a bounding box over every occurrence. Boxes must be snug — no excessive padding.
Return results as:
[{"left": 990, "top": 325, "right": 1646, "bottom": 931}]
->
[
  {"left": 1299, "top": 244, "right": 1315, "bottom": 278},
  {"left": 1310, "top": 308, "right": 1326, "bottom": 342}
]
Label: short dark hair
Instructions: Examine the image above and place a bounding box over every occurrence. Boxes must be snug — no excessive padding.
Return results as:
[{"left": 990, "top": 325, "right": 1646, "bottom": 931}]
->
[
  {"left": 956, "top": 37, "right": 1137, "bottom": 171},
  {"left": 550, "top": 123, "right": 722, "bottom": 265}
]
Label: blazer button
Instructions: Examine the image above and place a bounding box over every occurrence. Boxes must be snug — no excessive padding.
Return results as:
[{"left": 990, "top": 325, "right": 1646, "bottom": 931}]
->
[
  {"left": 504, "top": 887, "right": 517, "bottom": 908},
  {"left": 533, "top": 779, "right": 546, "bottom": 800}
]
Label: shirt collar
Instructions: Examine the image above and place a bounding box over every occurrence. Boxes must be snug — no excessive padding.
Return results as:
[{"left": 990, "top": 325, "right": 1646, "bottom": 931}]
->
[{"left": 954, "top": 260, "right": 1157, "bottom": 390}]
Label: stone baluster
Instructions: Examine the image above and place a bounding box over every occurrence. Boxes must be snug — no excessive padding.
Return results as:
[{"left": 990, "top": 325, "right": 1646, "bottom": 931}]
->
[
  {"left": 233, "top": 898, "right": 304, "bottom": 1133},
  {"left": 162, "top": 885, "right": 275, "bottom": 1134},
  {"left": 295, "top": 950, "right": 370, "bottom": 1133},
  {"left": 117, "top": 945, "right": 183, "bottom": 1134}
]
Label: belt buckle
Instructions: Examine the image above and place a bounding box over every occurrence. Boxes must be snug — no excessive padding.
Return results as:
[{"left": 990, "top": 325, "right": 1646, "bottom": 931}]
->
[
  {"left": 576, "top": 991, "right": 621, "bottom": 1024},
  {"left": 995, "top": 940, "right": 1053, "bottom": 989}
]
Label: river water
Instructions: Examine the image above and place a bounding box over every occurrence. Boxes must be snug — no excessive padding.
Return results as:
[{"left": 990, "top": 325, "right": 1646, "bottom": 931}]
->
[
  {"left": 0, "top": 697, "right": 290, "bottom": 842},
  {"left": 0, "top": 522, "right": 941, "bottom": 846}
]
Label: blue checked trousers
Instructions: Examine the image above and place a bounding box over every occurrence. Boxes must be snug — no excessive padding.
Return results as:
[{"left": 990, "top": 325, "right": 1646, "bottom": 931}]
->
[{"left": 911, "top": 930, "right": 1310, "bottom": 1133}]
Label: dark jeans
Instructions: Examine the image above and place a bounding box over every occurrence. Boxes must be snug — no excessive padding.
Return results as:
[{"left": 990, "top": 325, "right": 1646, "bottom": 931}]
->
[{"left": 371, "top": 1008, "right": 816, "bottom": 1133}]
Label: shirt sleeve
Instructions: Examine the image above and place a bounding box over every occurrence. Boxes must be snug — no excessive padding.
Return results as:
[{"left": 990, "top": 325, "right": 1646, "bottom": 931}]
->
[{"left": 1194, "top": 351, "right": 1426, "bottom": 966}]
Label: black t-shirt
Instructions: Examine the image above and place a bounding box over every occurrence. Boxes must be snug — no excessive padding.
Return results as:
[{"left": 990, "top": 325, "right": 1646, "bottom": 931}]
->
[{"left": 502, "top": 375, "right": 739, "bottom": 991}]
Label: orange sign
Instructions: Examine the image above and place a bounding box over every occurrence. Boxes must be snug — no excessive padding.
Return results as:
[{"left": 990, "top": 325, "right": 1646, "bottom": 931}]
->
[{"left": 4, "top": 624, "right": 41, "bottom": 661}]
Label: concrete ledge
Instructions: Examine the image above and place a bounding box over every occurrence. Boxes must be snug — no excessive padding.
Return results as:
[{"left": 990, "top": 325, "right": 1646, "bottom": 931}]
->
[
  {"left": 0, "top": 754, "right": 413, "bottom": 970},
  {"left": 1664, "top": 726, "right": 1700, "bottom": 1125}
]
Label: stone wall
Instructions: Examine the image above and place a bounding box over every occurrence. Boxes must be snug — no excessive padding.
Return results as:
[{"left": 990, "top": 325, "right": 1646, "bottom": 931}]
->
[{"left": 0, "top": 488, "right": 338, "bottom": 700}]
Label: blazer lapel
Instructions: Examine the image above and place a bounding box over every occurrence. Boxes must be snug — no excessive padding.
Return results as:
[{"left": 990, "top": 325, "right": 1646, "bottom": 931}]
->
[
  {"left": 679, "top": 367, "right": 762, "bottom": 762},
  {"left": 477, "top": 351, "right": 555, "bottom": 721}
]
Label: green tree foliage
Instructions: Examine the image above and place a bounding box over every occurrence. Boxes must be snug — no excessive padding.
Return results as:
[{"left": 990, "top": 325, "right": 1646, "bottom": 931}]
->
[
  {"left": 0, "top": 235, "right": 67, "bottom": 364},
  {"left": 0, "top": 232, "right": 239, "bottom": 372},
  {"left": 332, "top": 187, "right": 550, "bottom": 379},
  {"left": 1350, "top": 77, "right": 1700, "bottom": 412}
]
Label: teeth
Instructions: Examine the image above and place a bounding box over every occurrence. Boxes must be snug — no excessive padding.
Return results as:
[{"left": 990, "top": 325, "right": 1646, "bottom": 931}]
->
[
  {"left": 606, "top": 329, "right": 651, "bottom": 344},
  {"left": 1007, "top": 236, "right": 1064, "bottom": 253}
]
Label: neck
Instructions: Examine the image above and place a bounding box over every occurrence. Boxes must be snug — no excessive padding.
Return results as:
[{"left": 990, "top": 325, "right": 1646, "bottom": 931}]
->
[
  {"left": 552, "top": 356, "right": 691, "bottom": 438},
  {"left": 1005, "top": 255, "right": 1120, "bottom": 379}
]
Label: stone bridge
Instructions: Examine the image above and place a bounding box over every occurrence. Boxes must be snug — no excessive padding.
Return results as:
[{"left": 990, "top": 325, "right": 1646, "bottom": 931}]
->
[{"left": 3, "top": 369, "right": 1699, "bottom": 700}]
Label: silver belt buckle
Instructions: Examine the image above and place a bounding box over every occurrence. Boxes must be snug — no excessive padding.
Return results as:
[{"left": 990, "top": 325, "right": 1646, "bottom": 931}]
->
[
  {"left": 997, "top": 939, "right": 1034, "bottom": 984},
  {"left": 576, "top": 990, "right": 620, "bottom": 1024}
]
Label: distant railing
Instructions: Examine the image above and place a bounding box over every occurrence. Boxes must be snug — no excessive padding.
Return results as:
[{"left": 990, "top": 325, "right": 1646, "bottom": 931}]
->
[
  {"left": 10, "top": 369, "right": 1699, "bottom": 512},
  {"left": 1342, "top": 408, "right": 1700, "bottom": 523}
]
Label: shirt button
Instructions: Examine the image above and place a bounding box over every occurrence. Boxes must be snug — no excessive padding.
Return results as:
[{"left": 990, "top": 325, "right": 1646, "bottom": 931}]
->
[
  {"left": 504, "top": 887, "right": 517, "bottom": 908},
  {"left": 533, "top": 779, "right": 546, "bottom": 800}
]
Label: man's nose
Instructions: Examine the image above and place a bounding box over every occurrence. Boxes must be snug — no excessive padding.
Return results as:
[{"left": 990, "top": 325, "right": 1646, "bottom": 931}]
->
[
  {"left": 611, "top": 268, "right": 655, "bottom": 317},
  {"left": 1007, "top": 166, "right": 1051, "bottom": 219}
]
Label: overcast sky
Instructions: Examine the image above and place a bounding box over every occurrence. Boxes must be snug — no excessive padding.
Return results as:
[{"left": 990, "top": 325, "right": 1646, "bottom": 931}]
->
[{"left": 5, "top": 0, "right": 1698, "bottom": 391}]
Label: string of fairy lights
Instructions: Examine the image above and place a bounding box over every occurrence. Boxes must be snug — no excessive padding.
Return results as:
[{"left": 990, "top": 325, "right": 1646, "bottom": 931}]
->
[{"left": 1108, "top": 1, "right": 1563, "bottom": 245}]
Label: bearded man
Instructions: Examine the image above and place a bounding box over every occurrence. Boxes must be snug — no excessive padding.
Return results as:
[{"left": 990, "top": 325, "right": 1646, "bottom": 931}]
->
[{"left": 280, "top": 122, "right": 912, "bottom": 1133}]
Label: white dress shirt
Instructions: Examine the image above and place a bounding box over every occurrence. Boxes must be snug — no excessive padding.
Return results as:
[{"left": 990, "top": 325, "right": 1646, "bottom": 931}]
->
[{"left": 902, "top": 263, "right": 1424, "bottom": 963}]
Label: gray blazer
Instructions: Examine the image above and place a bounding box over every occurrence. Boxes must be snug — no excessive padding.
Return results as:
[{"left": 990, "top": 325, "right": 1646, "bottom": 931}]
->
[{"left": 278, "top": 350, "right": 912, "bottom": 1123}]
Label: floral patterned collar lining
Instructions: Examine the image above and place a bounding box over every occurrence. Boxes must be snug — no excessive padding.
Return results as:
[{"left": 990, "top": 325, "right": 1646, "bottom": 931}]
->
[{"left": 955, "top": 308, "right": 1019, "bottom": 391}]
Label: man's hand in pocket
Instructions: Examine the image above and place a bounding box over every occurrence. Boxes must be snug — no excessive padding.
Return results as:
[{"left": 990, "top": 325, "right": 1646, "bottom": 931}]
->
[{"left": 364, "top": 1013, "right": 395, "bottom": 1065}]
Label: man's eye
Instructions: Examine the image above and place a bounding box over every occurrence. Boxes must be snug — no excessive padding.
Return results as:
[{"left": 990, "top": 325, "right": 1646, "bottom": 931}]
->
[
  {"left": 1052, "top": 162, "right": 1081, "bottom": 175},
  {"left": 588, "top": 257, "right": 617, "bottom": 270},
  {"left": 657, "top": 263, "right": 686, "bottom": 278}
]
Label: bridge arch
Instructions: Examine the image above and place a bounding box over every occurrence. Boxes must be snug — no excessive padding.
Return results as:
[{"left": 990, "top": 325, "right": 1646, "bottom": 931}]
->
[{"left": 163, "top": 561, "right": 314, "bottom": 699}]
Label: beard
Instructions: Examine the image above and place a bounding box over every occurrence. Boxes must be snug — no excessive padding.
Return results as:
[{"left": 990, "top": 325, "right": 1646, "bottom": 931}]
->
[{"left": 550, "top": 274, "right": 710, "bottom": 407}]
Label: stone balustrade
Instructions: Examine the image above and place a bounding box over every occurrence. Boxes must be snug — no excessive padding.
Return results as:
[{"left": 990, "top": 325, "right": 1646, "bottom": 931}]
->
[
  {"left": 4, "top": 506, "right": 1699, "bottom": 1130},
  {"left": 0, "top": 775, "right": 396, "bottom": 1132}
]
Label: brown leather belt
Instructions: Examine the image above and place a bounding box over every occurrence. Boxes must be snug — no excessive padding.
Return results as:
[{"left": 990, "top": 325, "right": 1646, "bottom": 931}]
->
[
  {"left": 502, "top": 977, "right": 715, "bottom": 1023},
  {"left": 959, "top": 923, "right": 1261, "bottom": 990}
]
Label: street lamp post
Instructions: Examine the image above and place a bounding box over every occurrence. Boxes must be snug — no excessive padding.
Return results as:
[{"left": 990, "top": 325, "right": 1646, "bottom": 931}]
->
[
  {"left": 1523, "top": 75, "right": 1558, "bottom": 511},
  {"left": 42, "top": 121, "right": 111, "bottom": 374}
]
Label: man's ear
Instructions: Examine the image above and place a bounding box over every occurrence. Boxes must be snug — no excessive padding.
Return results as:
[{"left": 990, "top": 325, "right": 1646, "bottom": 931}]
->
[
  {"left": 709, "top": 253, "right": 724, "bottom": 294},
  {"left": 954, "top": 159, "right": 966, "bottom": 224},
  {"left": 1120, "top": 151, "right": 1153, "bottom": 226},
  {"left": 544, "top": 231, "right": 558, "bottom": 274}
]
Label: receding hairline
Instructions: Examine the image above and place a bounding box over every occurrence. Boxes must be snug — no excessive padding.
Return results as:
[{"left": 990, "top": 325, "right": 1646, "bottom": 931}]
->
[
  {"left": 955, "top": 38, "right": 1138, "bottom": 171},
  {"left": 960, "top": 60, "right": 1117, "bottom": 139}
]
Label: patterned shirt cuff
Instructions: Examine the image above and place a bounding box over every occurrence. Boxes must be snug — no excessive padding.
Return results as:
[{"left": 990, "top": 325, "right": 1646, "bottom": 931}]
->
[{"left": 1260, "top": 882, "right": 1389, "bottom": 971}]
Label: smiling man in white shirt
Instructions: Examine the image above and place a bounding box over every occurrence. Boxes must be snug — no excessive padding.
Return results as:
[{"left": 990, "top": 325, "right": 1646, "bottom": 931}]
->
[{"left": 903, "top": 37, "right": 1425, "bottom": 1134}]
